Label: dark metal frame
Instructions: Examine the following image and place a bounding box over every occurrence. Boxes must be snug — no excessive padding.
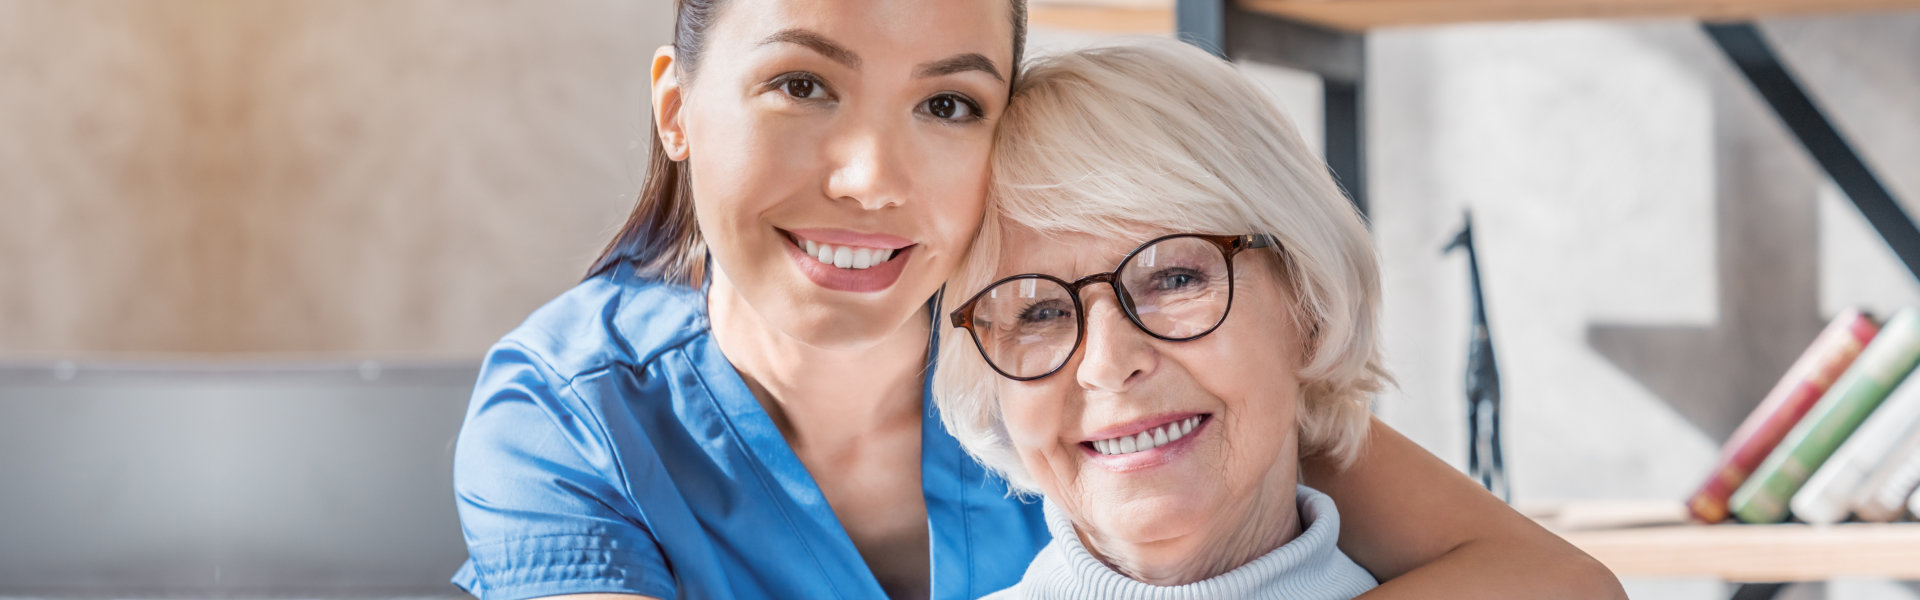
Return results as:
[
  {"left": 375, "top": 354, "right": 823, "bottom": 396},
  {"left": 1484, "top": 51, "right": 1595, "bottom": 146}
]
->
[
  {"left": 1177, "top": 3, "right": 1919, "bottom": 598},
  {"left": 1703, "top": 22, "right": 1920, "bottom": 283},
  {"left": 1179, "top": 1, "right": 1368, "bottom": 215}
]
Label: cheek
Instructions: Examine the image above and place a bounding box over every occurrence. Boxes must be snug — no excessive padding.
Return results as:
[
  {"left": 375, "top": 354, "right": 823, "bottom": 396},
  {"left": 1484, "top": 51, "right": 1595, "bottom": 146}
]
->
[
  {"left": 913, "top": 139, "right": 991, "bottom": 257},
  {"left": 998, "top": 385, "right": 1077, "bottom": 465},
  {"left": 686, "top": 101, "right": 817, "bottom": 222},
  {"left": 1181, "top": 334, "right": 1305, "bottom": 463}
]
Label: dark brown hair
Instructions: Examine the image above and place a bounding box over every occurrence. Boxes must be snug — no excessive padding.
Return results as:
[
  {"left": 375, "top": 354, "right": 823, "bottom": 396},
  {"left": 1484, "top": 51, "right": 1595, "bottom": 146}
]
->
[{"left": 586, "top": 0, "right": 1029, "bottom": 284}]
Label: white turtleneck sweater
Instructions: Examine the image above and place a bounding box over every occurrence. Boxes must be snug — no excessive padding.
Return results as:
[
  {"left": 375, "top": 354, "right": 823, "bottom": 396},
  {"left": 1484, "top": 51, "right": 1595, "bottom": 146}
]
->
[{"left": 983, "top": 485, "right": 1377, "bottom": 599}]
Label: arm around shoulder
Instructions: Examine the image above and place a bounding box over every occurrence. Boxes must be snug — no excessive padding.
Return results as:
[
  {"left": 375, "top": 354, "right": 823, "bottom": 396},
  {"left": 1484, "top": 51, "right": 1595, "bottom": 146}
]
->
[{"left": 1303, "top": 417, "right": 1626, "bottom": 600}]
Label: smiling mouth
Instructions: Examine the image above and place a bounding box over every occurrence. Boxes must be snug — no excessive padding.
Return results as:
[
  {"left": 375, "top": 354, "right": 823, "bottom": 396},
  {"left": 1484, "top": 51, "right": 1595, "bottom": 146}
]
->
[
  {"left": 1086, "top": 415, "right": 1209, "bottom": 456},
  {"left": 783, "top": 230, "right": 913, "bottom": 271}
]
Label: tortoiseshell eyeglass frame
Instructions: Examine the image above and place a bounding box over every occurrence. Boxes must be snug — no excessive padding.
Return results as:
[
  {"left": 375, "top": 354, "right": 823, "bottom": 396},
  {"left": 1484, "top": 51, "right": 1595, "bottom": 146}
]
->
[{"left": 947, "top": 233, "right": 1280, "bottom": 382}]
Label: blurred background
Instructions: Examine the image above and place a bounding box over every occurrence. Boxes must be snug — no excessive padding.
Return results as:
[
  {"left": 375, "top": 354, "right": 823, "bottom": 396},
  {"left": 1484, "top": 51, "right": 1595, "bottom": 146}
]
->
[{"left": 1, "top": 0, "right": 1917, "bottom": 598}]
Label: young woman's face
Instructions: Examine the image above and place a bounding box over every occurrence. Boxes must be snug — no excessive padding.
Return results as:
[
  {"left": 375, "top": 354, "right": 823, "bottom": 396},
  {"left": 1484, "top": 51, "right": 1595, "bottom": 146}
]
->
[{"left": 668, "top": 0, "right": 1013, "bottom": 348}]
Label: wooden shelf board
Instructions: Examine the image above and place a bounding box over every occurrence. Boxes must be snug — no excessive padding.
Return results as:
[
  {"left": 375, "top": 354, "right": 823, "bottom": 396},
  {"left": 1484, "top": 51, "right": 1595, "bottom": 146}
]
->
[
  {"left": 1030, "top": 2, "right": 1176, "bottom": 33},
  {"left": 1025, "top": 0, "right": 1920, "bottom": 33},
  {"left": 1528, "top": 501, "right": 1920, "bottom": 581},
  {"left": 1240, "top": 0, "right": 1920, "bottom": 31},
  {"left": 1563, "top": 521, "right": 1920, "bottom": 581}
]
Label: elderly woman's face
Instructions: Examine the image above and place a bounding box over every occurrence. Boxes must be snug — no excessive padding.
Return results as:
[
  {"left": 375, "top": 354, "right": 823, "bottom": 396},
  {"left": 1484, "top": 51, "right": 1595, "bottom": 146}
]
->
[{"left": 991, "top": 224, "right": 1309, "bottom": 560}]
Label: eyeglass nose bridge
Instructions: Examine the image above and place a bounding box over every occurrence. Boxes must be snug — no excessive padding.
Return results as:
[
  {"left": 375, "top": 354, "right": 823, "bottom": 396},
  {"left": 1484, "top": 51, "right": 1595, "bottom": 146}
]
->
[{"left": 1062, "top": 270, "right": 1158, "bottom": 345}]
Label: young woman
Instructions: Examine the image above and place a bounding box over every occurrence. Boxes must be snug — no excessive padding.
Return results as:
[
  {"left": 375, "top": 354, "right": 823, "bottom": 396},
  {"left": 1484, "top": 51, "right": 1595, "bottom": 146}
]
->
[{"left": 450, "top": 1, "right": 1625, "bottom": 599}]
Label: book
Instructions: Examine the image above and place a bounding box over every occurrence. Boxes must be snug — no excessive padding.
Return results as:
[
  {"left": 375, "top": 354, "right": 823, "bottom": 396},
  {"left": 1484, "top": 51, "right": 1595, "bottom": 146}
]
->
[
  {"left": 1851, "top": 425, "right": 1920, "bottom": 522},
  {"left": 1790, "top": 362, "right": 1920, "bottom": 525},
  {"left": 1911, "top": 478, "right": 1920, "bottom": 520},
  {"left": 1685, "top": 308, "right": 1878, "bottom": 523},
  {"left": 1729, "top": 307, "right": 1920, "bottom": 524}
]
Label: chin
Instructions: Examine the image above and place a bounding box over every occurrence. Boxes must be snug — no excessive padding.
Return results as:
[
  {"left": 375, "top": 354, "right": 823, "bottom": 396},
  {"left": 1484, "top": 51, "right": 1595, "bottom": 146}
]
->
[
  {"left": 780, "top": 292, "right": 923, "bottom": 350},
  {"left": 1085, "top": 488, "right": 1216, "bottom": 545}
]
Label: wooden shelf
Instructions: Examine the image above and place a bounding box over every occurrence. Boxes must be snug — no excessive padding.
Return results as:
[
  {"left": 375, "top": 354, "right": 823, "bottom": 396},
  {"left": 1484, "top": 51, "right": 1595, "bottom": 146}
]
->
[
  {"left": 1244, "top": 0, "right": 1920, "bottom": 31},
  {"left": 1528, "top": 501, "right": 1920, "bottom": 581},
  {"left": 1025, "top": 0, "right": 1920, "bottom": 34},
  {"left": 1031, "top": 0, "right": 1175, "bottom": 33}
]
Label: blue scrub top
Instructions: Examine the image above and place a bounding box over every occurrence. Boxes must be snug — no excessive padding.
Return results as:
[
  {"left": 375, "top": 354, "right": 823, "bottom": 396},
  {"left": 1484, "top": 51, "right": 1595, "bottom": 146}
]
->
[{"left": 450, "top": 263, "right": 1049, "bottom": 600}]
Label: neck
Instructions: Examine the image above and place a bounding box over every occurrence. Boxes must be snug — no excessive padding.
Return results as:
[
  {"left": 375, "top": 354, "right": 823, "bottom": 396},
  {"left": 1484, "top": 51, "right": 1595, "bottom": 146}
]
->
[
  {"left": 705, "top": 269, "right": 931, "bottom": 446},
  {"left": 1080, "top": 465, "right": 1302, "bottom": 586}
]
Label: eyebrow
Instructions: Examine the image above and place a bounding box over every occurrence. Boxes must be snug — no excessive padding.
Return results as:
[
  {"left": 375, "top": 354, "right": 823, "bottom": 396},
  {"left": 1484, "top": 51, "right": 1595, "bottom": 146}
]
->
[
  {"left": 759, "top": 29, "right": 860, "bottom": 69},
  {"left": 915, "top": 53, "right": 1004, "bottom": 83},
  {"left": 759, "top": 28, "right": 1004, "bottom": 83}
]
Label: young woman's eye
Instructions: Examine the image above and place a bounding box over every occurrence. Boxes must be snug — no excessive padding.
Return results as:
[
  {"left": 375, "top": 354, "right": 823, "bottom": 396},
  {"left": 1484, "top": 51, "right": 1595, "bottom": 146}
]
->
[
  {"left": 786, "top": 78, "right": 821, "bottom": 99},
  {"left": 770, "top": 73, "right": 829, "bottom": 101},
  {"left": 922, "top": 93, "right": 982, "bottom": 122}
]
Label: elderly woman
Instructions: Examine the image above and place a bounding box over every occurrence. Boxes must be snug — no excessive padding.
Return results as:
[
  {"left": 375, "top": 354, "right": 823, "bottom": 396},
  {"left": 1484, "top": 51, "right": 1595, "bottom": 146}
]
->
[{"left": 936, "top": 41, "right": 1448, "bottom": 597}]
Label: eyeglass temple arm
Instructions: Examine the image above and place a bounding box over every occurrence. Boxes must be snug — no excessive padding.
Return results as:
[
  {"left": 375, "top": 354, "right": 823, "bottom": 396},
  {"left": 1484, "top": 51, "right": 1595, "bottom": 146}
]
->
[{"left": 1241, "top": 234, "right": 1279, "bottom": 249}]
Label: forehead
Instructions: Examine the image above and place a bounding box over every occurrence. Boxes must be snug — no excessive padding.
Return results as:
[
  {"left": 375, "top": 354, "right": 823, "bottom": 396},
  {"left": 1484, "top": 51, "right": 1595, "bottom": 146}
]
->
[
  {"left": 714, "top": 0, "right": 1014, "bottom": 68},
  {"left": 994, "top": 224, "right": 1172, "bottom": 280}
]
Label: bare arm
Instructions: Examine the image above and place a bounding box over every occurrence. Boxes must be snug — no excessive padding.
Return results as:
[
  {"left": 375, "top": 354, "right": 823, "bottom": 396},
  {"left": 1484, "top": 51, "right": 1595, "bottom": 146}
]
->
[{"left": 1303, "top": 417, "right": 1626, "bottom": 600}]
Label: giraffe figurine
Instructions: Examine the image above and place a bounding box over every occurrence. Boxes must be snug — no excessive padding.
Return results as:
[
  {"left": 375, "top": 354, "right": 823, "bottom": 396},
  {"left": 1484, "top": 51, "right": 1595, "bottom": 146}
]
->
[{"left": 1445, "top": 210, "right": 1509, "bottom": 502}]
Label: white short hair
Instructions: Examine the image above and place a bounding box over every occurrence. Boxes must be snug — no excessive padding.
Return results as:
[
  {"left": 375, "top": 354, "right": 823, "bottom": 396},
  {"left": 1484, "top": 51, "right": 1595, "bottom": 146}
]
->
[{"left": 935, "top": 39, "right": 1389, "bottom": 493}]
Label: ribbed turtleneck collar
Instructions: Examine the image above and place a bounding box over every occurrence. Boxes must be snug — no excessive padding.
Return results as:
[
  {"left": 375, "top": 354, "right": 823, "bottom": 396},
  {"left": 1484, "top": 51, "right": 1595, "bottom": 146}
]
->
[{"left": 986, "top": 484, "right": 1377, "bottom": 600}]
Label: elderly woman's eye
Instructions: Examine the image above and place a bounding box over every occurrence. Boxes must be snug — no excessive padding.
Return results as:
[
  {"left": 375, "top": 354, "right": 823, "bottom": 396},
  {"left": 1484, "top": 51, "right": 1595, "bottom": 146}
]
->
[
  {"left": 1149, "top": 269, "right": 1207, "bottom": 291},
  {"left": 1017, "top": 302, "right": 1072, "bottom": 324}
]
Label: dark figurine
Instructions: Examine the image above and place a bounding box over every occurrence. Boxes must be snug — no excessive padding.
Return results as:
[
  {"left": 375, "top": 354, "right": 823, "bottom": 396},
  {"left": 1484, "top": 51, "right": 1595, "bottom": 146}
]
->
[{"left": 1445, "top": 211, "right": 1509, "bottom": 502}]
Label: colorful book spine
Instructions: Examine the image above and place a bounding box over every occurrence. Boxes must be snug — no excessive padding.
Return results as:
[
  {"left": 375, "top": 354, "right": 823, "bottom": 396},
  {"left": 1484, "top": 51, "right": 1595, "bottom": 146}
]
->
[
  {"left": 1850, "top": 425, "right": 1920, "bottom": 522},
  {"left": 1790, "top": 364, "right": 1920, "bottom": 525},
  {"left": 1685, "top": 308, "right": 1878, "bottom": 523},
  {"left": 1911, "top": 479, "right": 1920, "bottom": 520},
  {"left": 1730, "top": 307, "right": 1920, "bottom": 524}
]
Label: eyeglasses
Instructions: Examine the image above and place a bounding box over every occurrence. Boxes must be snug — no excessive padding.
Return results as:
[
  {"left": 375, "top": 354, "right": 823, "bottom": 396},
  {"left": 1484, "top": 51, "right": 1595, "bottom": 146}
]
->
[{"left": 949, "top": 233, "right": 1279, "bottom": 381}]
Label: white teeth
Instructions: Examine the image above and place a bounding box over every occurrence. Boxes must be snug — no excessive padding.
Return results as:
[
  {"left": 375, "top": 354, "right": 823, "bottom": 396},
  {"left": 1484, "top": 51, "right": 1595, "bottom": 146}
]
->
[
  {"left": 1091, "top": 416, "right": 1204, "bottom": 456},
  {"left": 797, "top": 237, "right": 900, "bottom": 271}
]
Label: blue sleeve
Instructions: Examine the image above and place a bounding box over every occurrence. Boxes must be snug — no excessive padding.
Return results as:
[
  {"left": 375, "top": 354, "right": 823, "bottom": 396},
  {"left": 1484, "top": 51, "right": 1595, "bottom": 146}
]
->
[{"left": 451, "top": 341, "right": 675, "bottom": 600}]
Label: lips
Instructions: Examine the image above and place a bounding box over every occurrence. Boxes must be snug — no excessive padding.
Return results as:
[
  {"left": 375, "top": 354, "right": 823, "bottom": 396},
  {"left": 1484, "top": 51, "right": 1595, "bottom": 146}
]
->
[
  {"left": 1079, "top": 413, "right": 1212, "bottom": 472},
  {"left": 780, "top": 228, "right": 916, "bottom": 293}
]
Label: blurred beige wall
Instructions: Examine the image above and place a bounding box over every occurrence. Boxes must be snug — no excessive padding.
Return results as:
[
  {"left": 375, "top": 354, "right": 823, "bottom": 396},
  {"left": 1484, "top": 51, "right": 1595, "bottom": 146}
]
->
[{"left": 0, "top": 0, "right": 669, "bottom": 356}]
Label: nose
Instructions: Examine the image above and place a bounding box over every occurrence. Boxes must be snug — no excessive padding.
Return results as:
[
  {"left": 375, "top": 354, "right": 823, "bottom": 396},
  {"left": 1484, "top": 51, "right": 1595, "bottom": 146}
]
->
[
  {"left": 823, "top": 118, "right": 910, "bottom": 211},
  {"left": 1074, "top": 287, "right": 1159, "bottom": 392}
]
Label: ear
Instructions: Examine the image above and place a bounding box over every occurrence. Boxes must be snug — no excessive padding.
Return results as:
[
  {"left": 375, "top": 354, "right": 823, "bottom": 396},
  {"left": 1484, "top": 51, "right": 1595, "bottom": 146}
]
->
[{"left": 651, "top": 45, "right": 690, "bottom": 161}]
